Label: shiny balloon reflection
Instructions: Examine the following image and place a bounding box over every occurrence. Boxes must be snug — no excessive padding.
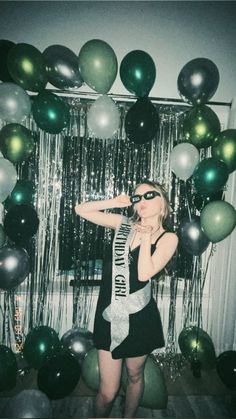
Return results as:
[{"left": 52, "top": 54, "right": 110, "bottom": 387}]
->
[
  {"left": 0, "top": 82, "right": 31, "bottom": 123},
  {"left": 61, "top": 327, "right": 94, "bottom": 364},
  {"left": 43, "top": 44, "right": 83, "bottom": 90},
  {"left": 178, "top": 215, "right": 209, "bottom": 256},
  {"left": 0, "top": 246, "right": 30, "bottom": 291}
]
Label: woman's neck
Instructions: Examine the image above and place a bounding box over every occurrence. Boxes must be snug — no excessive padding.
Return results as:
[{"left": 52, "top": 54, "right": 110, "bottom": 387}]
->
[{"left": 141, "top": 216, "right": 162, "bottom": 231}]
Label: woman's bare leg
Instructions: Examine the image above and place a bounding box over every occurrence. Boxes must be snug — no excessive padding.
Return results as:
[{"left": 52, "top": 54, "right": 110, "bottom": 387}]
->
[
  {"left": 94, "top": 349, "right": 122, "bottom": 418},
  {"left": 123, "top": 355, "right": 147, "bottom": 418}
]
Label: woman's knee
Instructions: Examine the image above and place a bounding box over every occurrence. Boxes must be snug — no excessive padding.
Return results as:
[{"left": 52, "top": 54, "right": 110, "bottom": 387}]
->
[
  {"left": 126, "top": 365, "right": 144, "bottom": 385},
  {"left": 98, "top": 382, "right": 119, "bottom": 403}
]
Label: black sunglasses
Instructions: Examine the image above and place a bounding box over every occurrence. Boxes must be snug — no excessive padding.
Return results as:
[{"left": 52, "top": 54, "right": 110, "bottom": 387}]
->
[{"left": 130, "top": 190, "right": 161, "bottom": 204}]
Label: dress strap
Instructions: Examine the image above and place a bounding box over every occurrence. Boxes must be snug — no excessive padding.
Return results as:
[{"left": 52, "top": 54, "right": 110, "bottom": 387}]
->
[{"left": 153, "top": 231, "right": 168, "bottom": 246}]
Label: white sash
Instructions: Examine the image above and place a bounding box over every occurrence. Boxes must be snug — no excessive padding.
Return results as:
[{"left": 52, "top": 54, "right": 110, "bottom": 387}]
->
[{"left": 102, "top": 217, "right": 151, "bottom": 353}]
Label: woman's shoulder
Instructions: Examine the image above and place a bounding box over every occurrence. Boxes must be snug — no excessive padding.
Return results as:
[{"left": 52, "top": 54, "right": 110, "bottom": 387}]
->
[{"left": 156, "top": 231, "right": 178, "bottom": 246}]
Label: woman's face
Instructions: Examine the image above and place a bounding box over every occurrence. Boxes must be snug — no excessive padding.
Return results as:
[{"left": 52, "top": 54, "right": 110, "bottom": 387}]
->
[{"left": 132, "top": 183, "right": 163, "bottom": 220}]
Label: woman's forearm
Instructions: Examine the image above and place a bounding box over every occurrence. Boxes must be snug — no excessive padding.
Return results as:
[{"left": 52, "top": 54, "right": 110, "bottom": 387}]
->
[
  {"left": 75, "top": 198, "right": 117, "bottom": 216},
  {"left": 138, "top": 234, "right": 155, "bottom": 281}
]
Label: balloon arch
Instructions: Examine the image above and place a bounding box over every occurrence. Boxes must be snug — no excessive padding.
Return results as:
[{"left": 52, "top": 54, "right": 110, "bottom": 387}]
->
[{"left": 0, "top": 39, "right": 236, "bottom": 398}]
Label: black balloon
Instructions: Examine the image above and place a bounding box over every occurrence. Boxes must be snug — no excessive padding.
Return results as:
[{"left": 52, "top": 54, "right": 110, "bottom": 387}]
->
[
  {"left": 124, "top": 97, "right": 159, "bottom": 144},
  {"left": 178, "top": 58, "right": 220, "bottom": 105},
  {"left": 216, "top": 351, "right": 236, "bottom": 390},
  {"left": 4, "top": 204, "right": 39, "bottom": 244},
  {"left": 0, "top": 39, "right": 15, "bottom": 82},
  {"left": 1, "top": 389, "right": 52, "bottom": 418},
  {"left": 37, "top": 352, "right": 81, "bottom": 399},
  {"left": 178, "top": 215, "right": 210, "bottom": 256},
  {"left": 61, "top": 327, "right": 94, "bottom": 364},
  {"left": 0, "top": 345, "right": 18, "bottom": 391},
  {"left": 43, "top": 44, "right": 83, "bottom": 90},
  {"left": 194, "top": 190, "right": 224, "bottom": 211},
  {"left": 0, "top": 246, "right": 30, "bottom": 290}
]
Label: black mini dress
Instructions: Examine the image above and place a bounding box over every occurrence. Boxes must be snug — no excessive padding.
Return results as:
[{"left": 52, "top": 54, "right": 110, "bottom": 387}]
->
[{"left": 93, "top": 232, "right": 166, "bottom": 359}]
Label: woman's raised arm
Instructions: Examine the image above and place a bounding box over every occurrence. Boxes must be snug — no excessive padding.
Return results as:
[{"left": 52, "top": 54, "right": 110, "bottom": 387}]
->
[{"left": 74, "top": 194, "right": 132, "bottom": 229}]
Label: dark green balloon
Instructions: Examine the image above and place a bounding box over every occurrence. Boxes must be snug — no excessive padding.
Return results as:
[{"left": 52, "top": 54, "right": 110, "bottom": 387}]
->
[
  {"left": 122, "top": 355, "right": 168, "bottom": 409},
  {"left": 216, "top": 351, "right": 236, "bottom": 390},
  {"left": 183, "top": 105, "right": 221, "bottom": 148},
  {"left": 120, "top": 50, "right": 156, "bottom": 97},
  {"left": 0, "top": 123, "right": 35, "bottom": 163},
  {"left": 178, "top": 326, "right": 216, "bottom": 370},
  {"left": 0, "top": 39, "right": 15, "bottom": 82},
  {"left": 125, "top": 97, "right": 159, "bottom": 144},
  {"left": 4, "top": 180, "right": 35, "bottom": 210},
  {"left": 0, "top": 224, "right": 6, "bottom": 247},
  {"left": 211, "top": 129, "right": 236, "bottom": 173},
  {"left": 37, "top": 352, "right": 81, "bottom": 399},
  {"left": 32, "top": 90, "right": 70, "bottom": 134},
  {"left": 200, "top": 200, "right": 236, "bottom": 243},
  {"left": 0, "top": 345, "right": 18, "bottom": 391},
  {"left": 193, "top": 157, "right": 228, "bottom": 196},
  {"left": 81, "top": 347, "right": 99, "bottom": 391},
  {"left": 4, "top": 204, "right": 39, "bottom": 244},
  {"left": 7, "top": 43, "right": 47, "bottom": 92},
  {"left": 23, "top": 326, "right": 61, "bottom": 370}
]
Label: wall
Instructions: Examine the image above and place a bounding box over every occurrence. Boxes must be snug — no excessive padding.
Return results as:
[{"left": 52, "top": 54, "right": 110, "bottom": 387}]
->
[{"left": 0, "top": 1, "right": 236, "bottom": 103}]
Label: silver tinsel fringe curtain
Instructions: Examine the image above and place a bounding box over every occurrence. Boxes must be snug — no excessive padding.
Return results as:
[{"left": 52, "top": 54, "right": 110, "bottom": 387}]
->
[{"left": 0, "top": 97, "right": 211, "bottom": 358}]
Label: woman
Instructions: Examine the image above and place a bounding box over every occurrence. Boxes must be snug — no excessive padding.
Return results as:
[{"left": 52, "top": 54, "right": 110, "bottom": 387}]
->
[{"left": 75, "top": 180, "right": 178, "bottom": 418}]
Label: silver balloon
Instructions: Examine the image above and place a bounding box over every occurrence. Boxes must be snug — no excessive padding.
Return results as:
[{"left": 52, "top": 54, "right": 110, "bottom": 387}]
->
[
  {"left": 0, "top": 82, "right": 31, "bottom": 123},
  {"left": 0, "top": 246, "right": 30, "bottom": 291},
  {"left": 61, "top": 327, "right": 94, "bottom": 363},
  {"left": 43, "top": 44, "right": 83, "bottom": 90},
  {"left": 170, "top": 142, "right": 199, "bottom": 181},
  {"left": 1, "top": 389, "right": 52, "bottom": 418},
  {"left": 87, "top": 94, "right": 120, "bottom": 139},
  {"left": 0, "top": 157, "right": 17, "bottom": 202}
]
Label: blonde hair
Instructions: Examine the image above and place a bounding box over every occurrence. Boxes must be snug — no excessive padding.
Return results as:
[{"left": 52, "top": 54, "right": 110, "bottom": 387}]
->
[{"left": 130, "top": 180, "right": 172, "bottom": 227}]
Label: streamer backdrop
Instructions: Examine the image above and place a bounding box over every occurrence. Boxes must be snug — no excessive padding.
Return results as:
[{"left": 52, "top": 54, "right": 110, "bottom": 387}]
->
[{"left": 0, "top": 97, "right": 214, "bottom": 378}]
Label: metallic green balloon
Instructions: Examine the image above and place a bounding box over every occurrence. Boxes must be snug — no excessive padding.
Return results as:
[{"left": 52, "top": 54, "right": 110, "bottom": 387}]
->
[
  {"left": 32, "top": 90, "right": 70, "bottom": 134},
  {"left": 4, "top": 179, "right": 35, "bottom": 210},
  {"left": 200, "top": 200, "right": 236, "bottom": 243},
  {"left": 182, "top": 105, "right": 221, "bottom": 148},
  {"left": 0, "top": 123, "right": 35, "bottom": 163},
  {"left": 7, "top": 43, "right": 47, "bottom": 92},
  {"left": 79, "top": 39, "right": 117, "bottom": 94},
  {"left": 178, "top": 326, "right": 216, "bottom": 370},
  {"left": 211, "top": 129, "right": 236, "bottom": 173},
  {"left": 23, "top": 326, "right": 61, "bottom": 370},
  {"left": 193, "top": 157, "right": 228, "bottom": 197},
  {"left": 120, "top": 50, "right": 156, "bottom": 97}
]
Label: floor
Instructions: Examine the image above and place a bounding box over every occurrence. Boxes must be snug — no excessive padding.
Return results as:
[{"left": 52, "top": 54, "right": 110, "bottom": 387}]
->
[{"left": 0, "top": 362, "right": 235, "bottom": 418}]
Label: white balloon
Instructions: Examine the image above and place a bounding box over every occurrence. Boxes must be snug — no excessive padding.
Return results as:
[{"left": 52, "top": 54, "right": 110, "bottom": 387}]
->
[
  {"left": 0, "top": 157, "right": 17, "bottom": 202},
  {"left": 0, "top": 82, "right": 31, "bottom": 123},
  {"left": 87, "top": 94, "right": 120, "bottom": 139},
  {"left": 170, "top": 142, "right": 200, "bottom": 181}
]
